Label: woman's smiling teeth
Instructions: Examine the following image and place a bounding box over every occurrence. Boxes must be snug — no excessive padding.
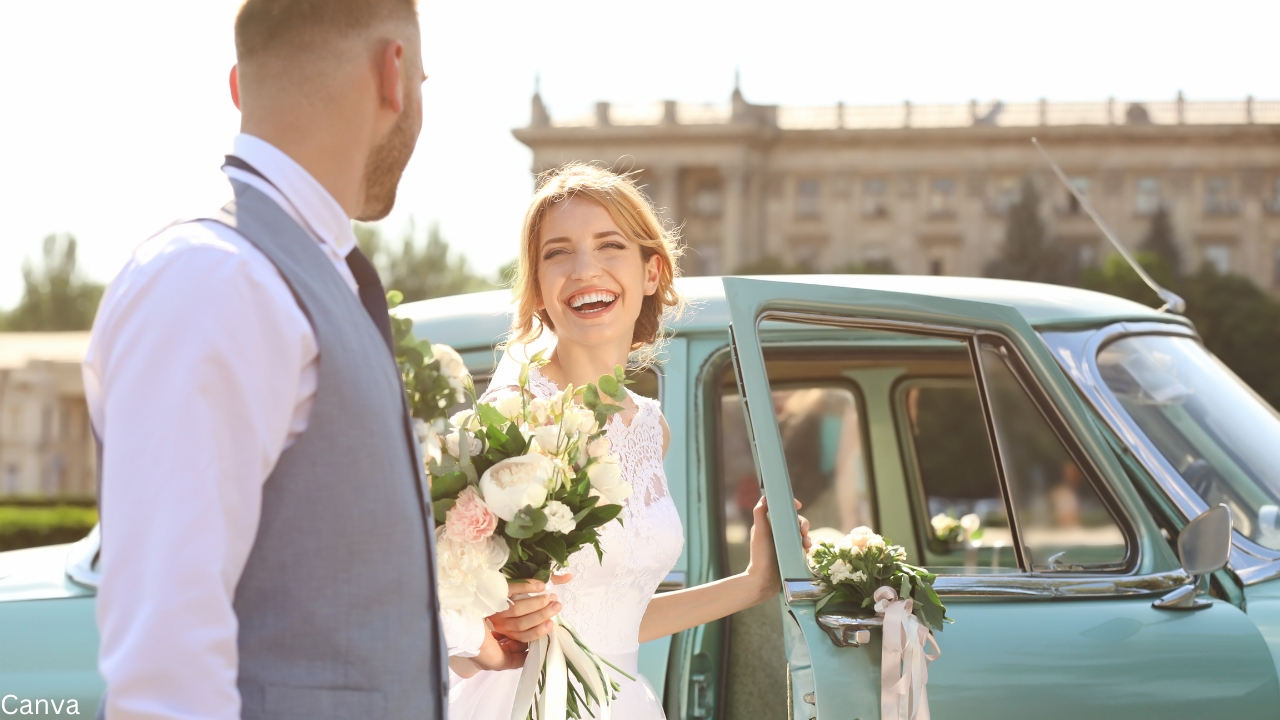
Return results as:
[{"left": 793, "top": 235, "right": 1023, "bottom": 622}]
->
[{"left": 567, "top": 290, "right": 618, "bottom": 314}]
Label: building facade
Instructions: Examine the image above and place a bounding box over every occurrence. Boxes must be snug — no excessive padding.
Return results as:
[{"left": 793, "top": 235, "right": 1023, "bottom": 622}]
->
[
  {"left": 513, "top": 90, "right": 1280, "bottom": 286},
  {"left": 0, "top": 333, "right": 95, "bottom": 499}
]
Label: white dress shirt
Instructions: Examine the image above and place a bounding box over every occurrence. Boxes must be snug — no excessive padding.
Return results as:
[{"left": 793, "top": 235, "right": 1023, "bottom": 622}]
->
[{"left": 85, "top": 134, "right": 479, "bottom": 720}]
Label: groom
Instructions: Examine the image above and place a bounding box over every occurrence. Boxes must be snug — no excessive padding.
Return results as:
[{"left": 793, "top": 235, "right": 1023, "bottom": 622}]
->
[{"left": 85, "top": 2, "right": 447, "bottom": 718}]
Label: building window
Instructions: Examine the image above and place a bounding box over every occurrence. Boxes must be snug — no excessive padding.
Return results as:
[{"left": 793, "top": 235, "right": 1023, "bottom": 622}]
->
[
  {"left": 989, "top": 177, "right": 1021, "bottom": 216},
  {"left": 796, "top": 179, "right": 822, "bottom": 219},
  {"left": 928, "top": 178, "right": 956, "bottom": 217},
  {"left": 1203, "top": 243, "right": 1232, "bottom": 274},
  {"left": 1135, "top": 176, "right": 1162, "bottom": 216},
  {"left": 692, "top": 180, "right": 722, "bottom": 218},
  {"left": 862, "top": 178, "right": 888, "bottom": 217},
  {"left": 1204, "top": 176, "right": 1237, "bottom": 216},
  {"left": 928, "top": 258, "right": 945, "bottom": 275},
  {"left": 1064, "top": 177, "right": 1091, "bottom": 215}
]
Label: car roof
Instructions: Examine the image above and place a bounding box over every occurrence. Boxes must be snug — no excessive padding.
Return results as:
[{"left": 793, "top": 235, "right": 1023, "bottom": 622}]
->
[{"left": 399, "top": 274, "right": 1184, "bottom": 352}]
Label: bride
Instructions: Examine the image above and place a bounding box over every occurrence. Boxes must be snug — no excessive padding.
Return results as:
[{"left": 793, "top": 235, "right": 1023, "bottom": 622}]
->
[{"left": 447, "top": 163, "right": 809, "bottom": 719}]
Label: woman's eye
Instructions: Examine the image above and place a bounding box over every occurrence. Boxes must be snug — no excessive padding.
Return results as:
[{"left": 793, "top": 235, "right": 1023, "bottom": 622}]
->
[
  {"left": 601, "top": 241, "right": 627, "bottom": 251},
  {"left": 542, "top": 248, "right": 568, "bottom": 260}
]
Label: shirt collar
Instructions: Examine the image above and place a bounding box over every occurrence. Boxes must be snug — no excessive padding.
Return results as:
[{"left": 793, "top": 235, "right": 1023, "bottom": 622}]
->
[{"left": 231, "top": 133, "right": 357, "bottom": 259}]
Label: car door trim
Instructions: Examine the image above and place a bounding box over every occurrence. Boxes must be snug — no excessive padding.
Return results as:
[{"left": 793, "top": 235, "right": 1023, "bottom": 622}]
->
[{"left": 784, "top": 568, "right": 1191, "bottom": 603}]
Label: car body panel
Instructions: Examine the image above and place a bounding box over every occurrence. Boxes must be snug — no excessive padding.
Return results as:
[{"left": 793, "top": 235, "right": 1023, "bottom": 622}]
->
[
  {"left": 4, "top": 274, "right": 1277, "bottom": 720},
  {"left": 723, "top": 277, "right": 1280, "bottom": 718}
]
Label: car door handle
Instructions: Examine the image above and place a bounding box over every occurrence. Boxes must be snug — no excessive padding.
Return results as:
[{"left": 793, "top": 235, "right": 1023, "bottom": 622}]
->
[{"left": 816, "top": 613, "right": 882, "bottom": 648}]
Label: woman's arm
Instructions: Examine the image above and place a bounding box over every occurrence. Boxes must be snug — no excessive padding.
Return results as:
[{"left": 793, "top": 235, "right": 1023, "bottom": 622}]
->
[{"left": 638, "top": 497, "right": 809, "bottom": 643}]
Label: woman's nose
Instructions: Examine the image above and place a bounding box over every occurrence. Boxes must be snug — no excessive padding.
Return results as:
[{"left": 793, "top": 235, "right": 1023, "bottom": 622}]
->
[{"left": 570, "top": 252, "right": 603, "bottom": 280}]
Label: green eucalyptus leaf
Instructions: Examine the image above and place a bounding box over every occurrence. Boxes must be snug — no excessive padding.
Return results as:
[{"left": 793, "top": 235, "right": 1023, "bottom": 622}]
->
[
  {"left": 429, "top": 471, "right": 468, "bottom": 501},
  {"left": 597, "top": 374, "right": 619, "bottom": 398},
  {"left": 386, "top": 290, "right": 404, "bottom": 308},
  {"left": 432, "top": 497, "right": 455, "bottom": 524},
  {"left": 506, "top": 506, "right": 548, "bottom": 538}
]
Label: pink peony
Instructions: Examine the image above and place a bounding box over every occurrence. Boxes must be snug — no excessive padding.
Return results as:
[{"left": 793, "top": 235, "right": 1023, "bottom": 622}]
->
[{"left": 446, "top": 486, "right": 498, "bottom": 543}]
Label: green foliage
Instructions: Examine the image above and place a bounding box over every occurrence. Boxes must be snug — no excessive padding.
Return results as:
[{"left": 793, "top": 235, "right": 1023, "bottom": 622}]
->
[
  {"left": 0, "top": 504, "right": 98, "bottom": 552},
  {"left": 2, "top": 234, "right": 104, "bottom": 331},
  {"left": 985, "top": 178, "right": 1073, "bottom": 285},
  {"left": 808, "top": 534, "right": 949, "bottom": 632},
  {"left": 356, "top": 221, "right": 500, "bottom": 303},
  {"left": 1079, "top": 251, "right": 1280, "bottom": 408},
  {"left": 1140, "top": 205, "right": 1180, "bottom": 273}
]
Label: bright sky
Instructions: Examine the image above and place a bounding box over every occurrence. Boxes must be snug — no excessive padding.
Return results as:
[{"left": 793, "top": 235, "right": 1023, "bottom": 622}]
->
[{"left": 1, "top": 0, "right": 1276, "bottom": 308}]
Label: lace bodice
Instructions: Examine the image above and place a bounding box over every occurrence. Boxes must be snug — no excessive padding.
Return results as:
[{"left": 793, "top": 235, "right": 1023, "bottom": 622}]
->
[{"left": 483, "top": 367, "right": 684, "bottom": 655}]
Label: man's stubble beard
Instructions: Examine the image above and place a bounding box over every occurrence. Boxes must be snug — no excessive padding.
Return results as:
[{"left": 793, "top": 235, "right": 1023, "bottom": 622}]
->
[{"left": 356, "top": 91, "right": 422, "bottom": 222}]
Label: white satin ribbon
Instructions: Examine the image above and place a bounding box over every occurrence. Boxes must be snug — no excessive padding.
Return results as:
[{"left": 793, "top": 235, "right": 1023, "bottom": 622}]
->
[
  {"left": 510, "top": 614, "right": 618, "bottom": 720},
  {"left": 875, "top": 586, "right": 941, "bottom": 720}
]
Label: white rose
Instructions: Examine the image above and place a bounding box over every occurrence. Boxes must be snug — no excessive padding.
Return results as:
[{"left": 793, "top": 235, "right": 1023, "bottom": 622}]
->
[
  {"left": 829, "top": 558, "right": 856, "bottom": 584},
  {"left": 529, "top": 398, "right": 552, "bottom": 426},
  {"left": 445, "top": 428, "right": 483, "bottom": 459},
  {"left": 490, "top": 391, "right": 524, "bottom": 422},
  {"left": 844, "top": 526, "right": 885, "bottom": 553},
  {"left": 544, "top": 500, "right": 576, "bottom": 534},
  {"left": 586, "top": 456, "right": 632, "bottom": 505},
  {"left": 531, "top": 425, "right": 568, "bottom": 455},
  {"left": 960, "top": 513, "right": 981, "bottom": 535},
  {"left": 435, "top": 527, "right": 509, "bottom": 617},
  {"left": 586, "top": 435, "right": 612, "bottom": 459},
  {"left": 852, "top": 570, "right": 867, "bottom": 582},
  {"left": 449, "top": 409, "right": 481, "bottom": 433},
  {"left": 479, "top": 454, "right": 553, "bottom": 521},
  {"left": 434, "top": 344, "right": 470, "bottom": 387}
]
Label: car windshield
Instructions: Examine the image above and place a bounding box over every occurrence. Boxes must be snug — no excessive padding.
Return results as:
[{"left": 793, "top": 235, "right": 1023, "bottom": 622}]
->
[{"left": 1097, "top": 334, "right": 1280, "bottom": 550}]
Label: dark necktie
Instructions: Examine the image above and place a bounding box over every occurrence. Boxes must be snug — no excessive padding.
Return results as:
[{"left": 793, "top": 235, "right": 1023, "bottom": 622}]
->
[{"left": 222, "top": 155, "right": 394, "bottom": 354}]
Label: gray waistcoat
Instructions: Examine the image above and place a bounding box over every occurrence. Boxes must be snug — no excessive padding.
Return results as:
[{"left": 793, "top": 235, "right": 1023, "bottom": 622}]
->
[{"left": 210, "top": 180, "right": 446, "bottom": 720}]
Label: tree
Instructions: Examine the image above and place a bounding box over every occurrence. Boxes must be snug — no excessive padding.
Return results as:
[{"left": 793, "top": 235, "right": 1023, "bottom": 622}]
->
[
  {"left": 2, "top": 234, "right": 104, "bottom": 331},
  {"left": 732, "top": 256, "right": 897, "bottom": 275},
  {"left": 1139, "top": 205, "right": 1180, "bottom": 276},
  {"left": 355, "top": 221, "right": 497, "bottom": 303},
  {"left": 1078, "top": 253, "right": 1280, "bottom": 409},
  {"left": 984, "top": 178, "right": 1071, "bottom": 284}
]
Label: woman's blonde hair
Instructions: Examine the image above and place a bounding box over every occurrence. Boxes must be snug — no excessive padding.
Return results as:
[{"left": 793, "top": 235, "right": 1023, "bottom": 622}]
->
[{"left": 509, "top": 162, "right": 684, "bottom": 367}]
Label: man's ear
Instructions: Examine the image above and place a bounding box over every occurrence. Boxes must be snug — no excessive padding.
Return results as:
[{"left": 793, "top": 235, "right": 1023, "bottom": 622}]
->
[
  {"left": 378, "top": 40, "right": 406, "bottom": 113},
  {"left": 229, "top": 65, "right": 240, "bottom": 110},
  {"left": 643, "top": 254, "right": 662, "bottom": 296}
]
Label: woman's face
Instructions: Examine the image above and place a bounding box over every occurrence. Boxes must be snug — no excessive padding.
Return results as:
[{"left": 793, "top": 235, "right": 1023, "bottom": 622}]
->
[{"left": 536, "top": 195, "right": 661, "bottom": 355}]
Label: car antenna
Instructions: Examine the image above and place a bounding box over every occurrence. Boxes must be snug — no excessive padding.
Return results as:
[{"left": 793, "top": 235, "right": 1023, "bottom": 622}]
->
[{"left": 1031, "top": 137, "right": 1185, "bottom": 314}]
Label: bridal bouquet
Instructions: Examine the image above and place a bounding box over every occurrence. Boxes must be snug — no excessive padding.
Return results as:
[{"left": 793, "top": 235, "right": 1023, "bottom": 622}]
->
[
  {"left": 808, "top": 527, "right": 946, "bottom": 720},
  {"left": 389, "top": 305, "right": 634, "bottom": 720}
]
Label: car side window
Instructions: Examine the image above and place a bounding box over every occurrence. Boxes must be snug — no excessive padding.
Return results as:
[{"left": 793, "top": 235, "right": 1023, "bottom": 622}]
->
[
  {"left": 716, "top": 364, "right": 872, "bottom": 720},
  {"left": 899, "top": 380, "right": 1017, "bottom": 573},
  {"left": 978, "top": 338, "right": 1129, "bottom": 572}
]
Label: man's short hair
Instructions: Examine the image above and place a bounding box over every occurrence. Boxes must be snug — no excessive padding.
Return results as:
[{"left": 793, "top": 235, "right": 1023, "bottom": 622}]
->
[{"left": 235, "top": 0, "right": 418, "bottom": 62}]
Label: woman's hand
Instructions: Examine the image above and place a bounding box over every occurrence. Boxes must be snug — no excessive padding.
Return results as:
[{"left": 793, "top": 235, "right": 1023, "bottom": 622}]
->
[
  {"left": 486, "top": 574, "right": 573, "bottom": 643},
  {"left": 743, "top": 498, "right": 811, "bottom": 603}
]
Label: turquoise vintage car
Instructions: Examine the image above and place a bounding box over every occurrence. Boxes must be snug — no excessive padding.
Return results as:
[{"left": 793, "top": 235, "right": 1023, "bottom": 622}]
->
[{"left": 4, "top": 275, "right": 1280, "bottom": 719}]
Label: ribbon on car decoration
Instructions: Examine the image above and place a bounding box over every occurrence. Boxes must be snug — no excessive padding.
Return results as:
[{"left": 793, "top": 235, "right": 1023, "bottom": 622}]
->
[{"left": 874, "top": 586, "right": 941, "bottom": 720}]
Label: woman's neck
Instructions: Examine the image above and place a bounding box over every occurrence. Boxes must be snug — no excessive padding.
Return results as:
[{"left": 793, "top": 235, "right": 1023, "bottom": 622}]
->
[{"left": 543, "top": 337, "right": 631, "bottom": 391}]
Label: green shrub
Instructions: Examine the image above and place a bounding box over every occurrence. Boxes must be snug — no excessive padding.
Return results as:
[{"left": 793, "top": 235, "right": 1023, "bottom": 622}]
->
[{"left": 0, "top": 504, "right": 98, "bottom": 552}]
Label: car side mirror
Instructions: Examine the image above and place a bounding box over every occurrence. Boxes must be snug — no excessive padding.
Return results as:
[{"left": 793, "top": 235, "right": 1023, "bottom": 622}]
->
[{"left": 1153, "top": 504, "right": 1232, "bottom": 611}]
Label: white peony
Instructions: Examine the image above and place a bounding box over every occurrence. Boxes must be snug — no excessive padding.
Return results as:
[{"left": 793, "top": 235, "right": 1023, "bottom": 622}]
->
[
  {"left": 543, "top": 500, "right": 576, "bottom": 534},
  {"left": 479, "top": 454, "right": 553, "bottom": 521},
  {"left": 586, "top": 456, "right": 632, "bottom": 505},
  {"left": 435, "top": 526, "right": 509, "bottom": 618}
]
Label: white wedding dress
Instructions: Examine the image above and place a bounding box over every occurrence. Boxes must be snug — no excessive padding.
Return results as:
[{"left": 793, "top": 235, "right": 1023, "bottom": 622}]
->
[{"left": 450, "top": 364, "right": 685, "bottom": 720}]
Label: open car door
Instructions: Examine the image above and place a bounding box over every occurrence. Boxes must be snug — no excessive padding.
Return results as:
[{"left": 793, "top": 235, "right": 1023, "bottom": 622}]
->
[{"left": 723, "top": 277, "right": 1280, "bottom": 720}]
